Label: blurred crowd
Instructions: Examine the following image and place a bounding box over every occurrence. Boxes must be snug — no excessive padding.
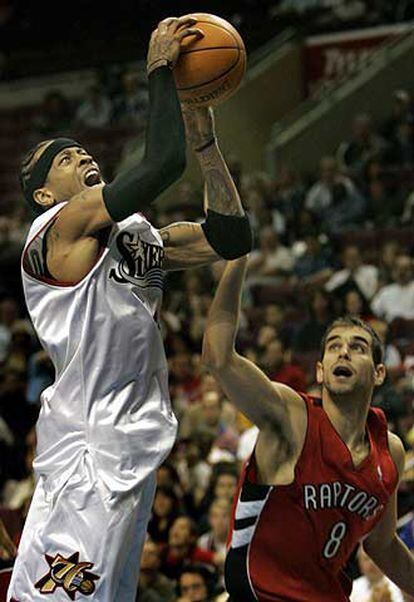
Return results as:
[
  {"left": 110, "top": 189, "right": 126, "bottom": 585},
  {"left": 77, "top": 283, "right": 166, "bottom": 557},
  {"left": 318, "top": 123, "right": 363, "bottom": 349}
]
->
[
  {"left": 0, "top": 83, "right": 414, "bottom": 601},
  {"left": 2, "top": 0, "right": 413, "bottom": 80}
]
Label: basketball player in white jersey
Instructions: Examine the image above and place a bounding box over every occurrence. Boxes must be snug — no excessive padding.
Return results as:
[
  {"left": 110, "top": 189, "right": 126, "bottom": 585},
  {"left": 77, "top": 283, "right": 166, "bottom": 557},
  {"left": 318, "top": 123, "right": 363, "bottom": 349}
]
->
[{"left": 7, "top": 17, "right": 251, "bottom": 602}]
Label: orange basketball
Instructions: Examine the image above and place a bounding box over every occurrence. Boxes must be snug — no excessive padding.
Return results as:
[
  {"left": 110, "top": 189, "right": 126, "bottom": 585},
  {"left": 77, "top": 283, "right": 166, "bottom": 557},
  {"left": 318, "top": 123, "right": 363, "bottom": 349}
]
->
[{"left": 174, "top": 13, "right": 246, "bottom": 107}]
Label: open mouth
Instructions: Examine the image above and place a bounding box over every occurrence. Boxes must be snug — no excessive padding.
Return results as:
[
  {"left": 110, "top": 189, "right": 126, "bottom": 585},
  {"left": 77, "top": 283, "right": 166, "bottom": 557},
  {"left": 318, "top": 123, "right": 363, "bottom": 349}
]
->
[
  {"left": 83, "top": 167, "right": 101, "bottom": 187},
  {"left": 333, "top": 365, "right": 353, "bottom": 378}
]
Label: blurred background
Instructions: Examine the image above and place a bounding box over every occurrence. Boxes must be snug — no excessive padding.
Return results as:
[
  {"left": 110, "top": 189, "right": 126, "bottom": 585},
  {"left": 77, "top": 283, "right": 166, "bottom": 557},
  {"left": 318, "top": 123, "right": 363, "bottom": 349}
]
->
[{"left": 1, "top": 1, "right": 414, "bottom": 601}]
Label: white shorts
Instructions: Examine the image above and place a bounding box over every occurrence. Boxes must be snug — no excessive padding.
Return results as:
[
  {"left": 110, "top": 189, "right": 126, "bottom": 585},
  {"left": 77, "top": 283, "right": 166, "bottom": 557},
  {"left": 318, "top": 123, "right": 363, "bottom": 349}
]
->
[{"left": 7, "top": 452, "right": 156, "bottom": 602}]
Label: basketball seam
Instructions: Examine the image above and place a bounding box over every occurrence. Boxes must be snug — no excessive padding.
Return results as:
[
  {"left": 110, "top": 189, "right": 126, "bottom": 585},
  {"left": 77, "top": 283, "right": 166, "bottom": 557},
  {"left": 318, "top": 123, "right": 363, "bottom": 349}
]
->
[
  {"left": 181, "top": 46, "right": 241, "bottom": 54},
  {"left": 177, "top": 48, "right": 244, "bottom": 91},
  {"left": 191, "top": 19, "right": 242, "bottom": 44}
]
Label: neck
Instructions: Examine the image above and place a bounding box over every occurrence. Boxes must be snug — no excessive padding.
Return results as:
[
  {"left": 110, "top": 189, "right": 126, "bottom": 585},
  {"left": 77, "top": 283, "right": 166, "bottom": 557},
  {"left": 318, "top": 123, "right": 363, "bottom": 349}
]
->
[{"left": 321, "top": 389, "right": 371, "bottom": 447}]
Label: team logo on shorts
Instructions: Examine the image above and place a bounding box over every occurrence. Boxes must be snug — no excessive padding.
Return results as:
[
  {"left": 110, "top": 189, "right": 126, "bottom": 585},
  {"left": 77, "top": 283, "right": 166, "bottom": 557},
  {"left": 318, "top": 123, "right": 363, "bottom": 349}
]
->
[{"left": 35, "top": 551, "right": 100, "bottom": 599}]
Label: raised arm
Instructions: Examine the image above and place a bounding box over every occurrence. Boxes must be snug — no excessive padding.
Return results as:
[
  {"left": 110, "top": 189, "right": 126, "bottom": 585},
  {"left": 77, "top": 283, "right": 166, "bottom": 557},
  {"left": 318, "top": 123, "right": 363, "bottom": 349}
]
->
[
  {"left": 160, "top": 107, "right": 252, "bottom": 270},
  {"left": 363, "top": 433, "right": 414, "bottom": 596},
  {"left": 42, "top": 18, "right": 202, "bottom": 283},
  {"left": 202, "top": 257, "right": 305, "bottom": 463}
]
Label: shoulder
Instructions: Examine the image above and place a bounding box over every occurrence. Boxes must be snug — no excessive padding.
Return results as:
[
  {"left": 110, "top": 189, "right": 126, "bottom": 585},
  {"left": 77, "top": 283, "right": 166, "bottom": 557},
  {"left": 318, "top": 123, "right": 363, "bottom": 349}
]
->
[{"left": 387, "top": 431, "right": 406, "bottom": 478}]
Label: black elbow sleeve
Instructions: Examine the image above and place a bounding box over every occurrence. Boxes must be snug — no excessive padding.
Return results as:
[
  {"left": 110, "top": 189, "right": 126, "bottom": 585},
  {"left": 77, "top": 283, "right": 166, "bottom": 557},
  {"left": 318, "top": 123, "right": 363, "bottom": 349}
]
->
[
  {"left": 103, "top": 66, "right": 186, "bottom": 223},
  {"left": 201, "top": 210, "right": 253, "bottom": 259}
]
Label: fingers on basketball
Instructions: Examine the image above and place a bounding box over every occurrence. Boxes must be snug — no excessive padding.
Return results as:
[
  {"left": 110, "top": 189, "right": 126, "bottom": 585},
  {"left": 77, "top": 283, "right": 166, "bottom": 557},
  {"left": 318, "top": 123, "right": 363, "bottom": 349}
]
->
[{"left": 177, "top": 27, "right": 204, "bottom": 43}]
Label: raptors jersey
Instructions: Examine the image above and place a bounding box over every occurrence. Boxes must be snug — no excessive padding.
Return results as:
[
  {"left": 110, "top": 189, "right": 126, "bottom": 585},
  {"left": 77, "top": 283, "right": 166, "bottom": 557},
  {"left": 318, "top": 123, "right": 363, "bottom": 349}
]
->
[
  {"left": 225, "top": 395, "right": 398, "bottom": 602},
  {"left": 21, "top": 204, "right": 177, "bottom": 503}
]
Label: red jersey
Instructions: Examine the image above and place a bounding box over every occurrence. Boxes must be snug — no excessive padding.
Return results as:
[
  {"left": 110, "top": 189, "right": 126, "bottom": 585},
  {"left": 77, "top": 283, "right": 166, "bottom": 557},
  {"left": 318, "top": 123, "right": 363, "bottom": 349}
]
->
[{"left": 225, "top": 395, "right": 398, "bottom": 602}]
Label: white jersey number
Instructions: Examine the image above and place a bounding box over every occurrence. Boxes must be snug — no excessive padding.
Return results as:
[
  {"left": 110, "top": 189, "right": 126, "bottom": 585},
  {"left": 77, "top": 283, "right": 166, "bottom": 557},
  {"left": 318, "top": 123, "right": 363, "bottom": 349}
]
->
[{"left": 323, "top": 521, "right": 347, "bottom": 559}]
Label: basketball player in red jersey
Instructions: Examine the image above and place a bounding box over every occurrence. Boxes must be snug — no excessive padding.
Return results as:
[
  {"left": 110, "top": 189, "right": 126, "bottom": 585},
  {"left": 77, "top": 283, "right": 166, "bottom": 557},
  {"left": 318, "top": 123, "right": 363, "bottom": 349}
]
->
[{"left": 202, "top": 256, "right": 414, "bottom": 602}]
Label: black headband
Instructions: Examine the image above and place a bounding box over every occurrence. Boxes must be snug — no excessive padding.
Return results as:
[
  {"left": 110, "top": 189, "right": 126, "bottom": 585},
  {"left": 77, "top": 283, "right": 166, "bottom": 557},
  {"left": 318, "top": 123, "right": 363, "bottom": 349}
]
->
[{"left": 21, "top": 137, "right": 81, "bottom": 204}]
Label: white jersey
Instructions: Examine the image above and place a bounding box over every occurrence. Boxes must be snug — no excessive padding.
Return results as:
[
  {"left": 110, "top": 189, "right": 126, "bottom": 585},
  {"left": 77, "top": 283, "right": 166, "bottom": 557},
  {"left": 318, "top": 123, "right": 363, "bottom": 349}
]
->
[{"left": 22, "top": 204, "right": 177, "bottom": 504}]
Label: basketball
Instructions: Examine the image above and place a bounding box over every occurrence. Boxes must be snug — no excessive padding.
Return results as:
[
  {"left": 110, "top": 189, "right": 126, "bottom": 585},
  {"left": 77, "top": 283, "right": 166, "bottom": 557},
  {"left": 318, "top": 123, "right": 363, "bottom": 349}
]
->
[{"left": 174, "top": 13, "right": 246, "bottom": 107}]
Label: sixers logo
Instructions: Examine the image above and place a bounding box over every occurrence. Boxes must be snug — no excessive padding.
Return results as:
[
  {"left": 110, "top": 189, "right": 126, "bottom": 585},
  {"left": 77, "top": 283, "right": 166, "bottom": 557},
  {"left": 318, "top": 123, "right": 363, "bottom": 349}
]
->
[
  {"left": 109, "top": 230, "right": 164, "bottom": 290},
  {"left": 35, "top": 551, "right": 100, "bottom": 599}
]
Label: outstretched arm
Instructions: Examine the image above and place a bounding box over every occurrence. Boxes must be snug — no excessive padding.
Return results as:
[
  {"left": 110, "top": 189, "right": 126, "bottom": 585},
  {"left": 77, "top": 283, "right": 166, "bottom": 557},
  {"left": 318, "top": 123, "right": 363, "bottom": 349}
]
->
[
  {"left": 160, "top": 107, "right": 251, "bottom": 271},
  {"left": 202, "top": 257, "right": 304, "bottom": 450},
  {"left": 363, "top": 433, "right": 414, "bottom": 596}
]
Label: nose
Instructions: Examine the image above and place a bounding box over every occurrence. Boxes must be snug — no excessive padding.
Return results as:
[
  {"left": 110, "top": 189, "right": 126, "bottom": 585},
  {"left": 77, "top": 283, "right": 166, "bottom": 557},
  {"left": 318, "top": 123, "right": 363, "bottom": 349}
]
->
[
  {"left": 78, "top": 154, "right": 93, "bottom": 167},
  {"left": 338, "top": 344, "right": 351, "bottom": 359}
]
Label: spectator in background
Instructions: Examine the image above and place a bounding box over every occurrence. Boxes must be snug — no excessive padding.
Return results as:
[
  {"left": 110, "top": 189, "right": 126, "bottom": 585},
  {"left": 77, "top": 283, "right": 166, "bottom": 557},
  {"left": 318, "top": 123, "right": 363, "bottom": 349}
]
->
[
  {"left": 0, "top": 217, "right": 27, "bottom": 300},
  {"left": 293, "top": 288, "right": 334, "bottom": 353},
  {"left": 198, "top": 464, "right": 239, "bottom": 520},
  {"left": 179, "top": 390, "right": 238, "bottom": 462},
  {"left": 26, "top": 349, "right": 54, "bottom": 405},
  {"left": 176, "top": 564, "right": 222, "bottom": 602},
  {"left": 370, "top": 319, "right": 402, "bottom": 373},
  {"left": 1, "top": 427, "right": 35, "bottom": 513},
  {"left": 74, "top": 84, "right": 112, "bottom": 130},
  {"left": 175, "top": 436, "right": 213, "bottom": 509},
  {"left": 343, "top": 289, "right": 374, "bottom": 322},
  {"left": 378, "top": 241, "right": 403, "bottom": 287},
  {"left": 326, "top": 244, "right": 379, "bottom": 301},
  {"left": 3, "top": 321, "right": 33, "bottom": 376},
  {"left": 31, "top": 90, "right": 73, "bottom": 138},
  {"left": 263, "top": 337, "right": 307, "bottom": 392},
  {"left": 293, "top": 233, "right": 334, "bottom": 286},
  {"left": 382, "top": 89, "right": 414, "bottom": 142},
  {"left": 385, "top": 116, "right": 414, "bottom": 167},
  {"left": 350, "top": 546, "right": 404, "bottom": 601},
  {"left": 246, "top": 226, "right": 294, "bottom": 281},
  {"left": 179, "top": 390, "right": 236, "bottom": 445},
  {"left": 0, "top": 297, "right": 19, "bottom": 363},
  {"left": 323, "top": 180, "right": 367, "bottom": 234},
  {"left": 169, "top": 351, "right": 202, "bottom": 410},
  {"left": 147, "top": 486, "right": 181, "bottom": 546},
  {"left": 365, "top": 175, "right": 404, "bottom": 227},
  {"left": 372, "top": 254, "right": 414, "bottom": 322},
  {"left": 402, "top": 187, "right": 414, "bottom": 225},
  {"left": 136, "top": 538, "right": 175, "bottom": 602},
  {"left": 337, "top": 113, "right": 386, "bottom": 178},
  {"left": 112, "top": 69, "right": 148, "bottom": 129},
  {"left": 272, "top": 164, "right": 305, "bottom": 236},
  {"left": 160, "top": 517, "right": 216, "bottom": 581},
  {"left": 305, "top": 155, "right": 358, "bottom": 218},
  {"left": 197, "top": 498, "right": 231, "bottom": 559}
]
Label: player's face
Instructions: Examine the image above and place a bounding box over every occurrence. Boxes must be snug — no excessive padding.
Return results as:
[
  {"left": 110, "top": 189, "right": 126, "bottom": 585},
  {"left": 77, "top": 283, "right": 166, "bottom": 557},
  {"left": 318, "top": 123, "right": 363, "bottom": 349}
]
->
[
  {"left": 44, "top": 146, "right": 104, "bottom": 201},
  {"left": 317, "top": 326, "right": 385, "bottom": 397}
]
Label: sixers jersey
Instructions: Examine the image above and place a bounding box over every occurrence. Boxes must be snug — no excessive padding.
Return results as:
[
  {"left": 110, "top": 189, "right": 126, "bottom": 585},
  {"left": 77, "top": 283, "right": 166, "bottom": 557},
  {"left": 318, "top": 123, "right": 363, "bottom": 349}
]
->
[
  {"left": 225, "top": 395, "right": 398, "bottom": 602},
  {"left": 21, "top": 204, "right": 177, "bottom": 502}
]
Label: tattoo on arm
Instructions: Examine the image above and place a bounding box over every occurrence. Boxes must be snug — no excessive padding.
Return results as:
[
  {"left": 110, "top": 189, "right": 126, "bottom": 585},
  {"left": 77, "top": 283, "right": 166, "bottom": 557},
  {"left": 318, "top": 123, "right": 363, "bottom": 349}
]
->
[
  {"left": 197, "top": 143, "right": 244, "bottom": 217},
  {"left": 160, "top": 222, "right": 201, "bottom": 248},
  {"left": 205, "top": 169, "right": 239, "bottom": 215}
]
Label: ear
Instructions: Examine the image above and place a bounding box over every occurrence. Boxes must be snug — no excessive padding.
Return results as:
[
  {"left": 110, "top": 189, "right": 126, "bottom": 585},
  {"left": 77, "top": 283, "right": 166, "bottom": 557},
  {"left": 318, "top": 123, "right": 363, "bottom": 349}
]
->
[
  {"left": 316, "top": 361, "right": 324, "bottom": 385},
  {"left": 374, "top": 363, "right": 386, "bottom": 387},
  {"left": 33, "top": 187, "right": 55, "bottom": 209}
]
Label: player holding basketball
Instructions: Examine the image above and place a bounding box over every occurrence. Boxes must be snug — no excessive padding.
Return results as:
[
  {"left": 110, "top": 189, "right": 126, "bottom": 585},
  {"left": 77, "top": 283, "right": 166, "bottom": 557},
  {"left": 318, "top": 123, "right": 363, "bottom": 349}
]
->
[
  {"left": 203, "top": 257, "right": 414, "bottom": 601},
  {"left": 7, "top": 17, "right": 251, "bottom": 602}
]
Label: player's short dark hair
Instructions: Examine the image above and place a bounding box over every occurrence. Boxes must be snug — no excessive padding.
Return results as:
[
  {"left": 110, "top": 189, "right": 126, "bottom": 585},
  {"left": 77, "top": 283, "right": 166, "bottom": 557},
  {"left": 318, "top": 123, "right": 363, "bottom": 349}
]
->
[
  {"left": 19, "top": 140, "right": 53, "bottom": 216},
  {"left": 320, "top": 316, "right": 384, "bottom": 365}
]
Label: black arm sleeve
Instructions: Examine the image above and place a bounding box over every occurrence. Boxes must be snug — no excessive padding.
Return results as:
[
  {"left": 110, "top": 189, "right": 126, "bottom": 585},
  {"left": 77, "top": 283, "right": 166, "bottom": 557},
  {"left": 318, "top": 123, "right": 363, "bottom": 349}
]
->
[{"left": 102, "top": 66, "right": 186, "bottom": 222}]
